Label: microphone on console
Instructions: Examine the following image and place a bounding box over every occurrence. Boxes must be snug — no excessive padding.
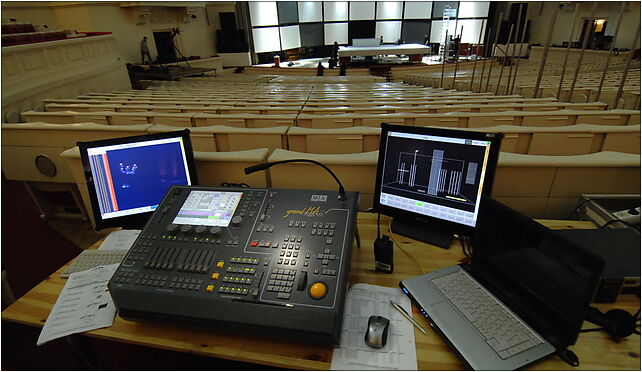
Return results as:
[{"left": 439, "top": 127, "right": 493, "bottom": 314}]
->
[
  {"left": 244, "top": 159, "right": 347, "bottom": 201},
  {"left": 243, "top": 162, "right": 272, "bottom": 174}
]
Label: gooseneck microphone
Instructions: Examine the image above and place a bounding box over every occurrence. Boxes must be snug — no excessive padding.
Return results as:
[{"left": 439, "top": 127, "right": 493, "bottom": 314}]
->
[{"left": 244, "top": 159, "right": 347, "bottom": 201}]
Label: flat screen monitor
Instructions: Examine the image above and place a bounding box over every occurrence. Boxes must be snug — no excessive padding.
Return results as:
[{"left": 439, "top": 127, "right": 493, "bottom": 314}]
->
[
  {"left": 373, "top": 123, "right": 503, "bottom": 248},
  {"left": 78, "top": 129, "right": 198, "bottom": 230}
]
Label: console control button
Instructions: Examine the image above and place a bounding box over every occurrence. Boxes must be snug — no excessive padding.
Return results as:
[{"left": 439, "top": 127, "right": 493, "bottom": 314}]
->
[
  {"left": 309, "top": 282, "right": 327, "bottom": 300},
  {"left": 231, "top": 216, "right": 243, "bottom": 226}
]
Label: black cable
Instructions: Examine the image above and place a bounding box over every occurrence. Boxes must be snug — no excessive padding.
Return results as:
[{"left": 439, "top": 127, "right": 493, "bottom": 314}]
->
[
  {"left": 465, "top": 236, "right": 472, "bottom": 257},
  {"left": 600, "top": 219, "right": 636, "bottom": 229},
  {"left": 459, "top": 235, "right": 470, "bottom": 258},
  {"left": 580, "top": 327, "right": 605, "bottom": 333},
  {"left": 245, "top": 159, "right": 346, "bottom": 200}
]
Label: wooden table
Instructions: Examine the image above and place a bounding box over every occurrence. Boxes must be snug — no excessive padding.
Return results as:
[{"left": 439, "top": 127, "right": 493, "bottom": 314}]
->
[{"left": 3, "top": 214, "right": 640, "bottom": 370}]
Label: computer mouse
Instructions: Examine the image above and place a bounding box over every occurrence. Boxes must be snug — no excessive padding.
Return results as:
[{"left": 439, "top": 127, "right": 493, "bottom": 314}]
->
[{"left": 365, "top": 315, "right": 389, "bottom": 348}]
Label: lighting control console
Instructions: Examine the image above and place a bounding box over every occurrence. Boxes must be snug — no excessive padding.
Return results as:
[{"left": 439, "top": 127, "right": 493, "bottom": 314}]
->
[{"left": 108, "top": 185, "right": 359, "bottom": 344}]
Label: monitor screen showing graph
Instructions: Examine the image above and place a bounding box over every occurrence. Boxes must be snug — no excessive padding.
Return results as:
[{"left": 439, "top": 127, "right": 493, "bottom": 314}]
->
[{"left": 375, "top": 124, "right": 502, "bottom": 229}]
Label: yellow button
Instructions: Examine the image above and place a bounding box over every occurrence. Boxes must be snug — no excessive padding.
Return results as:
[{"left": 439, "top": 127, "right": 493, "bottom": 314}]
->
[
  {"left": 211, "top": 273, "right": 219, "bottom": 280},
  {"left": 309, "top": 282, "right": 327, "bottom": 300},
  {"left": 216, "top": 261, "right": 224, "bottom": 268},
  {"left": 206, "top": 285, "right": 215, "bottom": 292}
]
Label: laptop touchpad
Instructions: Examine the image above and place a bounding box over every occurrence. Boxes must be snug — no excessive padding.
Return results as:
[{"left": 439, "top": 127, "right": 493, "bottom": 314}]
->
[{"left": 429, "top": 302, "right": 462, "bottom": 325}]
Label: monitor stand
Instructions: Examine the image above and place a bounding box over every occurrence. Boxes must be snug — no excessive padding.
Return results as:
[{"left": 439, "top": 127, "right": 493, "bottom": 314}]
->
[{"left": 391, "top": 216, "right": 453, "bottom": 249}]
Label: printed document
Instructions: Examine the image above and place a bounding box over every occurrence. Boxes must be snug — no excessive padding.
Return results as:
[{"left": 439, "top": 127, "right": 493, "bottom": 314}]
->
[
  {"left": 37, "top": 264, "right": 119, "bottom": 345},
  {"left": 98, "top": 229, "right": 141, "bottom": 250},
  {"left": 331, "top": 283, "right": 418, "bottom": 370}
]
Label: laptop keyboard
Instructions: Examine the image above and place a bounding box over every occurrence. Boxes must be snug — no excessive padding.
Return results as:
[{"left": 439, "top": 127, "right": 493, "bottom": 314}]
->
[{"left": 431, "top": 270, "right": 544, "bottom": 360}]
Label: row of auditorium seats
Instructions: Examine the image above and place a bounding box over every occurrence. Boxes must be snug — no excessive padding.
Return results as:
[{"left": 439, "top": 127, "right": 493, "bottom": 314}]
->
[
  {"left": 3, "top": 119, "right": 638, "bottom": 221},
  {"left": 43, "top": 101, "right": 609, "bottom": 115},
  {"left": 2, "top": 22, "right": 68, "bottom": 46},
  {"left": 3, "top": 121, "right": 638, "bottom": 160},
  {"left": 53, "top": 146, "right": 642, "bottom": 226},
  {"left": 21, "top": 109, "right": 641, "bottom": 128},
  {"left": 403, "top": 59, "right": 641, "bottom": 109},
  {"left": 43, "top": 95, "right": 560, "bottom": 107},
  {"left": 5, "top": 119, "right": 635, "bottom": 225},
  {"left": 4, "top": 75, "right": 638, "bottom": 225}
]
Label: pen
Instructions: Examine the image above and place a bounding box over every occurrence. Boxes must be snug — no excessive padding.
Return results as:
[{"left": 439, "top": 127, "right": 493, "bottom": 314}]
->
[{"left": 390, "top": 300, "right": 428, "bottom": 335}]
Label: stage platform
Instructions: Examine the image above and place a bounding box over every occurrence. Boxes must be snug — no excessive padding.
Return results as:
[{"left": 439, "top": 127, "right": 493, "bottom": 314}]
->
[{"left": 338, "top": 43, "right": 432, "bottom": 58}]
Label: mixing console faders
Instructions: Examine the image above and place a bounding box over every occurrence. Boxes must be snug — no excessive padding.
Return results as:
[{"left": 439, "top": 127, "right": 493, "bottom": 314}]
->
[{"left": 109, "top": 186, "right": 359, "bottom": 344}]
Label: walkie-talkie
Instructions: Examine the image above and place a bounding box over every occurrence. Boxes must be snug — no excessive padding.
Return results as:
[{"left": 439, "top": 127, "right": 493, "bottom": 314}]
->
[{"left": 374, "top": 213, "right": 393, "bottom": 273}]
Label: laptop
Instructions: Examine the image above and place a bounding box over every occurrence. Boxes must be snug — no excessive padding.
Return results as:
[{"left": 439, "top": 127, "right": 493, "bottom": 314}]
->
[{"left": 400, "top": 197, "right": 604, "bottom": 370}]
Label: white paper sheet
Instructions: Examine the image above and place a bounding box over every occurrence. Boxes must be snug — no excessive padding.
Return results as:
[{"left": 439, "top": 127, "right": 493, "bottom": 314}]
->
[
  {"left": 37, "top": 264, "right": 119, "bottom": 346},
  {"left": 98, "top": 229, "right": 141, "bottom": 251},
  {"left": 331, "top": 283, "right": 418, "bottom": 370}
]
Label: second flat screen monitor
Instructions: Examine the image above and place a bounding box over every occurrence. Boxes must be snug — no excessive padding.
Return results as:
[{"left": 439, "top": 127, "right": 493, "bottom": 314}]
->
[{"left": 374, "top": 123, "right": 503, "bottom": 248}]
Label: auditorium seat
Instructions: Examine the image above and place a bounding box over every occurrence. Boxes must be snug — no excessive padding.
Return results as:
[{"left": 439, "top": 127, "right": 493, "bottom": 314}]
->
[
  {"left": 193, "top": 114, "right": 247, "bottom": 127},
  {"left": 469, "top": 114, "right": 520, "bottom": 127},
  {"left": 193, "top": 149, "right": 270, "bottom": 188},
  {"left": 461, "top": 124, "right": 641, "bottom": 155},
  {"left": 413, "top": 116, "right": 464, "bottom": 128},
  {"left": 150, "top": 113, "right": 193, "bottom": 127},
  {"left": 217, "top": 106, "right": 301, "bottom": 115},
  {"left": 193, "top": 114, "right": 296, "bottom": 128},
  {"left": 296, "top": 114, "right": 356, "bottom": 129},
  {"left": 492, "top": 151, "right": 640, "bottom": 218},
  {"left": 1, "top": 122, "right": 151, "bottom": 184},
  {"left": 287, "top": 126, "right": 381, "bottom": 153},
  {"left": 1, "top": 122, "right": 151, "bottom": 221},
  {"left": 147, "top": 124, "right": 217, "bottom": 152},
  {"left": 101, "top": 112, "right": 147, "bottom": 125},
  {"left": 21, "top": 111, "right": 80, "bottom": 124},
  {"left": 193, "top": 125, "right": 287, "bottom": 152},
  {"left": 601, "top": 129, "right": 642, "bottom": 154}
]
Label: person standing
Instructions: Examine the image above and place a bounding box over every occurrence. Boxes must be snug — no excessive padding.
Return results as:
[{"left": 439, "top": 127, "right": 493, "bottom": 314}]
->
[
  {"left": 140, "top": 36, "right": 152, "bottom": 64},
  {"left": 329, "top": 41, "right": 339, "bottom": 69}
]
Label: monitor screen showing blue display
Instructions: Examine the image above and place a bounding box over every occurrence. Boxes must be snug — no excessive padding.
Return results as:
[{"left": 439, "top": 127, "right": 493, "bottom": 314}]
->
[{"left": 78, "top": 130, "right": 198, "bottom": 230}]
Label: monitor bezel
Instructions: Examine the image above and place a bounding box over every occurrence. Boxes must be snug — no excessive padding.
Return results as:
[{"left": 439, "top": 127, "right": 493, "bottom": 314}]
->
[
  {"left": 77, "top": 129, "right": 198, "bottom": 231},
  {"left": 373, "top": 123, "right": 503, "bottom": 238}
]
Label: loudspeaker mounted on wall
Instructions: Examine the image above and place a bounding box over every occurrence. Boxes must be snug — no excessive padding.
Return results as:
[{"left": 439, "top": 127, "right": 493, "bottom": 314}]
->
[
  {"left": 136, "top": 8, "right": 151, "bottom": 25},
  {"left": 183, "top": 8, "right": 198, "bottom": 23}
]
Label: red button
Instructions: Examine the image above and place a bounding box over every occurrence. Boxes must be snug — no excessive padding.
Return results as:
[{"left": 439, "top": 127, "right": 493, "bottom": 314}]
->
[{"left": 250, "top": 240, "right": 258, "bottom": 247}]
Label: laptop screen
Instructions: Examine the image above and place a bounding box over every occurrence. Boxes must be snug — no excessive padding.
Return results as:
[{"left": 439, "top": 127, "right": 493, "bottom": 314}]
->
[{"left": 473, "top": 197, "right": 604, "bottom": 348}]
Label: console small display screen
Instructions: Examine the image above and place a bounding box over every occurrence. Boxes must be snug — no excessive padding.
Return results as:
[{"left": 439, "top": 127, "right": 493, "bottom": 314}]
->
[{"left": 173, "top": 190, "right": 243, "bottom": 227}]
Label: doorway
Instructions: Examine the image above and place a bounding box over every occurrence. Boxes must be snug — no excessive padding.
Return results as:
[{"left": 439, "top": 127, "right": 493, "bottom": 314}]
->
[
  {"left": 578, "top": 19, "right": 608, "bottom": 49},
  {"left": 153, "top": 31, "right": 176, "bottom": 63}
]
